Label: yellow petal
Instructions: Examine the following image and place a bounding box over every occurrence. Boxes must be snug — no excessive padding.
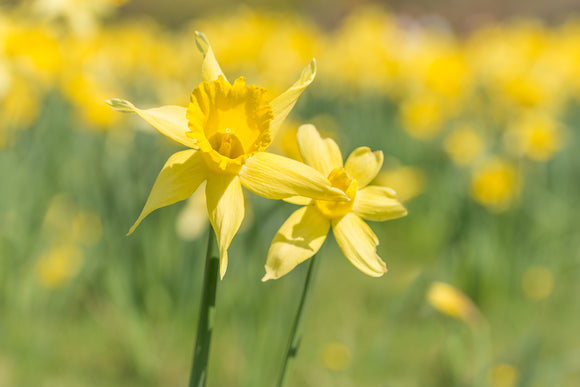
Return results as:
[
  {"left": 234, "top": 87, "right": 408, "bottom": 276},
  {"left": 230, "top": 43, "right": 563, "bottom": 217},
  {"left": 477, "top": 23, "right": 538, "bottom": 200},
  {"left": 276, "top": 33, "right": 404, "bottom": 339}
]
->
[
  {"left": 206, "top": 174, "right": 244, "bottom": 279},
  {"left": 344, "top": 147, "right": 384, "bottom": 188},
  {"left": 269, "top": 60, "right": 316, "bottom": 139},
  {"left": 239, "top": 152, "right": 347, "bottom": 201},
  {"left": 194, "top": 31, "right": 227, "bottom": 83},
  {"left": 353, "top": 186, "right": 408, "bottom": 222},
  {"left": 283, "top": 196, "right": 313, "bottom": 206},
  {"left": 106, "top": 99, "right": 196, "bottom": 148},
  {"left": 128, "top": 150, "right": 206, "bottom": 235},
  {"left": 297, "top": 124, "right": 343, "bottom": 176},
  {"left": 331, "top": 213, "right": 386, "bottom": 277},
  {"left": 263, "top": 206, "right": 329, "bottom": 281}
]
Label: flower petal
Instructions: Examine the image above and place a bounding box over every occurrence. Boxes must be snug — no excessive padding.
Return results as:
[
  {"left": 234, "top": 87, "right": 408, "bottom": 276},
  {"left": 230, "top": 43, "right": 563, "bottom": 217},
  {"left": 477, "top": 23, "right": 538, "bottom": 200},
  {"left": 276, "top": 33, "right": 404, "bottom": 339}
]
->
[
  {"left": 269, "top": 60, "right": 316, "bottom": 139},
  {"left": 344, "top": 147, "right": 384, "bottom": 188},
  {"left": 128, "top": 150, "right": 206, "bottom": 235},
  {"left": 263, "top": 206, "right": 329, "bottom": 281},
  {"left": 106, "top": 98, "right": 196, "bottom": 148},
  {"left": 194, "top": 31, "right": 227, "bottom": 83},
  {"left": 353, "top": 186, "right": 408, "bottom": 222},
  {"left": 297, "top": 124, "right": 343, "bottom": 176},
  {"left": 206, "top": 174, "right": 244, "bottom": 279},
  {"left": 283, "top": 196, "right": 313, "bottom": 206},
  {"left": 332, "top": 213, "right": 387, "bottom": 277},
  {"left": 239, "top": 152, "right": 348, "bottom": 201}
]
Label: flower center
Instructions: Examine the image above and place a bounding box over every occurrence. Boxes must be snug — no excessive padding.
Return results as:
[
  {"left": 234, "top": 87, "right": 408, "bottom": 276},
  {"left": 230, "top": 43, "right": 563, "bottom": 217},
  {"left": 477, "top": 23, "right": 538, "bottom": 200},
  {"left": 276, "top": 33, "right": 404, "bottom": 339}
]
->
[
  {"left": 186, "top": 76, "right": 273, "bottom": 174},
  {"left": 315, "top": 168, "right": 357, "bottom": 219}
]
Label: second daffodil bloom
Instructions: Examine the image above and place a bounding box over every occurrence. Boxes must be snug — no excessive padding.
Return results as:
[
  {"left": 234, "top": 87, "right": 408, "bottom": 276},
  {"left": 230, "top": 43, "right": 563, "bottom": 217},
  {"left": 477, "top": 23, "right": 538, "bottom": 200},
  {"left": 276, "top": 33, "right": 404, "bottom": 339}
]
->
[
  {"left": 263, "top": 125, "right": 408, "bottom": 281},
  {"left": 106, "top": 32, "right": 347, "bottom": 278}
]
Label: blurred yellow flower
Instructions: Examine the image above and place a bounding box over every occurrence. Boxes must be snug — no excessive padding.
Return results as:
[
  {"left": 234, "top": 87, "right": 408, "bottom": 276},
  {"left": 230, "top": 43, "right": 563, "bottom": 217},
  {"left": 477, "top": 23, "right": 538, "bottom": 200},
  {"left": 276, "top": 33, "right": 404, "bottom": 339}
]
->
[
  {"left": 263, "top": 125, "right": 407, "bottom": 280},
  {"left": 521, "top": 265, "right": 554, "bottom": 300},
  {"left": 427, "top": 282, "right": 481, "bottom": 324},
  {"left": 36, "top": 244, "right": 83, "bottom": 289},
  {"left": 506, "top": 112, "right": 562, "bottom": 161},
  {"left": 470, "top": 158, "right": 520, "bottom": 211},
  {"left": 321, "top": 342, "right": 351, "bottom": 371},
  {"left": 444, "top": 125, "right": 485, "bottom": 166},
  {"left": 487, "top": 363, "right": 520, "bottom": 387},
  {"left": 108, "top": 32, "right": 346, "bottom": 278},
  {"left": 399, "top": 93, "right": 447, "bottom": 140},
  {"left": 372, "top": 166, "right": 426, "bottom": 202}
]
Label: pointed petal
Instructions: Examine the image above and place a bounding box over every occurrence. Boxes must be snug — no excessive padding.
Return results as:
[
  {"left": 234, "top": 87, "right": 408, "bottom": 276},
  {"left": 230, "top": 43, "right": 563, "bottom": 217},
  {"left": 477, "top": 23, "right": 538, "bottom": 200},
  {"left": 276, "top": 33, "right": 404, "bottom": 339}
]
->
[
  {"left": 332, "top": 213, "right": 387, "bottom": 277},
  {"left": 269, "top": 60, "right": 316, "bottom": 139},
  {"left": 239, "top": 152, "right": 347, "bottom": 201},
  {"left": 263, "top": 206, "right": 329, "bottom": 281},
  {"left": 297, "top": 124, "right": 343, "bottom": 176},
  {"left": 344, "top": 147, "right": 384, "bottom": 188},
  {"left": 353, "top": 186, "right": 408, "bottom": 222},
  {"left": 206, "top": 174, "right": 244, "bottom": 279},
  {"left": 194, "top": 31, "right": 227, "bottom": 82},
  {"left": 128, "top": 150, "right": 206, "bottom": 235},
  {"left": 106, "top": 99, "right": 196, "bottom": 148}
]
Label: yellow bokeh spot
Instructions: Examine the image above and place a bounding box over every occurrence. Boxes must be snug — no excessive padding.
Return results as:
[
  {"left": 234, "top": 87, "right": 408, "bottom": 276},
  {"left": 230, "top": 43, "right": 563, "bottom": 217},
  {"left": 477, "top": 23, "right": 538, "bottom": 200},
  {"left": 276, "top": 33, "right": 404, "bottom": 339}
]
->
[
  {"left": 321, "top": 342, "right": 351, "bottom": 371},
  {"left": 522, "top": 266, "right": 554, "bottom": 300},
  {"left": 488, "top": 363, "right": 520, "bottom": 387},
  {"left": 315, "top": 168, "right": 357, "bottom": 219},
  {"left": 444, "top": 126, "right": 485, "bottom": 166},
  {"left": 373, "top": 167, "right": 426, "bottom": 202},
  {"left": 426, "top": 282, "right": 480, "bottom": 324},
  {"left": 507, "top": 113, "right": 562, "bottom": 161},
  {"left": 36, "top": 245, "right": 83, "bottom": 289},
  {"left": 400, "top": 93, "right": 446, "bottom": 140},
  {"left": 471, "top": 159, "right": 520, "bottom": 211}
]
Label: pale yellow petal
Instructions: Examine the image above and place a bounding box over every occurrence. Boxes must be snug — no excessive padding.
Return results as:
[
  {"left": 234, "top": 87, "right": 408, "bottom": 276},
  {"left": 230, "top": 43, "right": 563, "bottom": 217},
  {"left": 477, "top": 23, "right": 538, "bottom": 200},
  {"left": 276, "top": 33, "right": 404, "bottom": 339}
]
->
[
  {"left": 283, "top": 196, "right": 313, "bottom": 206},
  {"left": 263, "top": 206, "right": 329, "bottom": 281},
  {"left": 128, "top": 150, "right": 206, "bottom": 235},
  {"left": 269, "top": 60, "right": 316, "bottom": 139},
  {"left": 353, "top": 186, "right": 408, "bottom": 222},
  {"left": 239, "top": 152, "right": 347, "bottom": 201},
  {"left": 194, "top": 31, "right": 227, "bottom": 83},
  {"left": 206, "top": 174, "right": 244, "bottom": 279},
  {"left": 344, "top": 147, "right": 384, "bottom": 188},
  {"left": 332, "top": 213, "right": 386, "bottom": 277},
  {"left": 106, "top": 98, "right": 196, "bottom": 148},
  {"left": 297, "top": 124, "right": 343, "bottom": 175}
]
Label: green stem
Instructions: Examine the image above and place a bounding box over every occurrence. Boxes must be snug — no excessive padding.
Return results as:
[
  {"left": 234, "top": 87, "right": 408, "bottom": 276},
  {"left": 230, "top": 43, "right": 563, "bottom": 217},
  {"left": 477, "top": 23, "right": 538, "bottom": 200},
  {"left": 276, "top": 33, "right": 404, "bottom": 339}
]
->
[
  {"left": 189, "top": 227, "right": 219, "bottom": 387},
  {"left": 277, "top": 253, "right": 321, "bottom": 387}
]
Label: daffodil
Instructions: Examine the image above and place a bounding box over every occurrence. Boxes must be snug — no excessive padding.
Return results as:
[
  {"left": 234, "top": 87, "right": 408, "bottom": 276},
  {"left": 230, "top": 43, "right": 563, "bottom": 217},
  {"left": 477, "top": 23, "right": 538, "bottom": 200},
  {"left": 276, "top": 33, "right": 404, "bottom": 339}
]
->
[
  {"left": 107, "top": 32, "right": 346, "bottom": 278},
  {"left": 263, "top": 125, "right": 407, "bottom": 280}
]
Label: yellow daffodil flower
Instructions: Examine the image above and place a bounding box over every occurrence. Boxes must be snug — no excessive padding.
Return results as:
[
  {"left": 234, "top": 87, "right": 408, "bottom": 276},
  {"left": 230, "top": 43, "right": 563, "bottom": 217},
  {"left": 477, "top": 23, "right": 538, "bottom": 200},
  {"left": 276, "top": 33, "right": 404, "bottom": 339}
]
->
[
  {"left": 263, "top": 125, "right": 407, "bottom": 280},
  {"left": 107, "top": 32, "right": 347, "bottom": 278}
]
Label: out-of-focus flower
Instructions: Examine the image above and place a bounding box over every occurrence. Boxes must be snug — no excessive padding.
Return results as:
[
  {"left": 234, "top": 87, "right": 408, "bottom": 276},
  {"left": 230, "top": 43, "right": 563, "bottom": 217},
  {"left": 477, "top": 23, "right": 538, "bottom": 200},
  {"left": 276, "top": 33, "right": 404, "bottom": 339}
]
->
[
  {"left": 36, "top": 244, "right": 83, "bottom": 289},
  {"left": 521, "top": 265, "right": 554, "bottom": 300},
  {"left": 108, "top": 32, "right": 346, "bottom": 278},
  {"left": 426, "top": 281, "right": 481, "bottom": 324},
  {"left": 372, "top": 166, "right": 425, "bottom": 202},
  {"left": 399, "top": 93, "right": 447, "bottom": 140},
  {"left": 263, "top": 125, "right": 407, "bottom": 280},
  {"left": 487, "top": 363, "right": 520, "bottom": 387},
  {"left": 321, "top": 342, "right": 351, "bottom": 371},
  {"left": 470, "top": 158, "right": 520, "bottom": 211},
  {"left": 444, "top": 125, "right": 485, "bottom": 166},
  {"left": 505, "top": 112, "right": 563, "bottom": 161}
]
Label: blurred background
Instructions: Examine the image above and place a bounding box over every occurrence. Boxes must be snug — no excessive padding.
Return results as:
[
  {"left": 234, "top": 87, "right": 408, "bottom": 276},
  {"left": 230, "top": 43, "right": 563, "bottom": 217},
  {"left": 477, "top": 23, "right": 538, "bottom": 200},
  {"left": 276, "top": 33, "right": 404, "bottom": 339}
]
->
[{"left": 1, "top": 0, "right": 579, "bottom": 386}]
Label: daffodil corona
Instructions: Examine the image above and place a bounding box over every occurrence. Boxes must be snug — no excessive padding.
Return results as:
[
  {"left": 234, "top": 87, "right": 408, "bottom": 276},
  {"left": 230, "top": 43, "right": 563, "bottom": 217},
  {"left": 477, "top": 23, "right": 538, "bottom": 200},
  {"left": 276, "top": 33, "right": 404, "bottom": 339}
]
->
[
  {"left": 263, "top": 125, "right": 407, "bottom": 280},
  {"left": 107, "top": 32, "right": 347, "bottom": 278}
]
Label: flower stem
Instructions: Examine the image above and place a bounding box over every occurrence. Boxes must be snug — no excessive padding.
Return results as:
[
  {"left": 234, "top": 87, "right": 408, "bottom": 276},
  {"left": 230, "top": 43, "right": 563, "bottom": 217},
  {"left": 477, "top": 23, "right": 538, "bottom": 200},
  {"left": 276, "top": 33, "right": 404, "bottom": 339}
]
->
[
  {"left": 189, "top": 227, "right": 219, "bottom": 387},
  {"left": 277, "top": 253, "right": 321, "bottom": 387}
]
